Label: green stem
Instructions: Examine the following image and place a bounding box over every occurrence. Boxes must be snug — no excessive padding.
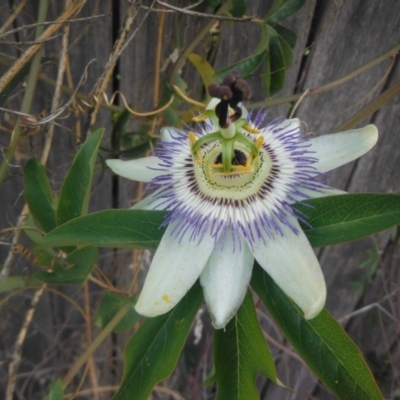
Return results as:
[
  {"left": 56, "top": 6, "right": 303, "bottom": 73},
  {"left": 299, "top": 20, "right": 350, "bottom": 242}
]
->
[{"left": 0, "top": 0, "right": 49, "bottom": 186}]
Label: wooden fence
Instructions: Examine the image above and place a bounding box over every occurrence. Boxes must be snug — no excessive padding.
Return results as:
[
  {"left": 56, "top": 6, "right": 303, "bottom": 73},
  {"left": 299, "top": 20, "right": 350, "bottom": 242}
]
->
[{"left": 0, "top": 1, "right": 399, "bottom": 399}]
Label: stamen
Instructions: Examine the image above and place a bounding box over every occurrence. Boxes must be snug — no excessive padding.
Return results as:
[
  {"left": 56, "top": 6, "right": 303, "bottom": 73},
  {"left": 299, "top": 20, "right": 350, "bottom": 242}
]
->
[
  {"left": 188, "top": 131, "right": 203, "bottom": 163},
  {"left": 192, "top": 114, "right": 208, "bottom": 122},
  {"left": 242, "top": 123, "right": 261, "bottom": 134},
  {"left": 245, "top": 136, "right": 264, "bottom": 168}
]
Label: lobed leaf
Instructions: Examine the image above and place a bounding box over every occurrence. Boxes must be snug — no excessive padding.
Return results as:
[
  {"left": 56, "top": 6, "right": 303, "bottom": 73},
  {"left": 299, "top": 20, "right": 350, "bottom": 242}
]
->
[
  {"left": 112, "top": 282, "right": 203, "bottom": 400},
  {"left": 251, "top": 264, "right": 383, "bottom": 399},
  {"left": 213, "top": 291, "right": 279, "bottom": 399}
]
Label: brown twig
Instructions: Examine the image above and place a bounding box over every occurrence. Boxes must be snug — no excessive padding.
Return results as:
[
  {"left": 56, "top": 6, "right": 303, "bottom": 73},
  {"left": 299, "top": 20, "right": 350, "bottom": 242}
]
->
[
  {"left": 140, "top": 0, "right": 204, "bottom": 13},
  {"left": 84, "top": 0, "right": 155, "bottom": 135},
  {"left": 169, "top": 0, "right": 233, "bottom": 85},
  {"left": 155, "top": 0, "right": 254, "bottom": 21},
  {"left": 0, "top": 0, "right": 87, "bottom": 93},
  {"left": 250, "top": 42, "right": 400, "bottom": 110},
  {"left": 41, "top": 0, "right": 72, "bottom": 164},
  {"left": 0, "top": 33, "right": 63, "bottom": 45},
  {"left": 0, "top": 13, "right": 109, "bottom": 39},
  {"left": 5, "top": 285, "right": 46, "bottom": 400},
  {"left": 0, "top": 0, "right": 28, "bottom": 35},
  {"left": 0, "top": 207, "right": 29, "bottom": 283},
  {"left": 84, "top": 282, "right": 99, "bottom": 400},
  {"left": 335, "top": 79, "right": 400, "bottom": 131},
  {"left": 62, "top": 302, "right": 132, "bottom": 389}
]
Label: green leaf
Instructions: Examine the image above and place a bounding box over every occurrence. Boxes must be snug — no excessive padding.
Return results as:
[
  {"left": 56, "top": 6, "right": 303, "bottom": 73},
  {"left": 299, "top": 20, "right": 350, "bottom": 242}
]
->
[
  {"left": 117, "top": 122, "right": 156, "bottom": 159},
  {"left": 119, "top": 140, "right": 155, "bottom": 159},
  {"left": 111, "top": 108, "right": 131, "bottom": 153},
  {"left": 34, "top": 246, "right": 98, "bottom": 284},
  {"left": 264, "top": 0, "right": 285, "bottom": 20},
  {"left": 262, "top": 0, "right": 304, "bottom": 96},
  {"left": 267, "top": 26, "right": 286, "bottom": 95},
  {"left": 277, "top": 34, "right": 293, "bottom": 68},
  {"left": 48, "top": 378, "right": 64, "bottom": 400},
  {"left": 112, "top": 282, "right": 203, "bottom": 400},
  {"left": 162, "top": 77, "right": 186, "bottom": 127},
  {"left": 251, "top": 264, "right": 383, "bottom": 400},
  {"left": 229, "top": 0, "right": 246, "bottom": 17},
  {"left": 188, "top": 53, "right": 216, "bottom": 91},
  {"left": 267, "top": 0, "right": 305, "bottom": 24},
  {"left": 41, "top": 195, "right": 400, "bottom": 251},
  {"left": 24, "top": 159, "right": 57, "bottom": 233},
  {"left": 213, "top": 24, "right": 269, "bottom": 82},
  {"left": 297, "top": 194, "right": 400, "bottom": 247},
  {"left": 213, "top": 291, "right": 279, "bottom": 399},
  {"left": 21, "top": 215, "right": 73, "bottom": 271},
  {"left": 262, "top": 50, "right": 272, "bottom": 98},
  {"left": 263, "top": 25, "right": 294, "bottom": 96},
  {"left": 95, "top": 292, "right": 140, "bottom": 333},
  {"left": 270, "top": 23, "right": 297, "bottom": 48},
  {"left": 213, "top": 52, "right": 265, "bottom": 82},
  {"left": 40, "top": 210, "right": 166, "bottom": 249},
  {"left": 0, "top": 276, "right": 43, "bottom": 293},
  {"left": 57, "top": 128, "right": 104, "bottom": 226}
]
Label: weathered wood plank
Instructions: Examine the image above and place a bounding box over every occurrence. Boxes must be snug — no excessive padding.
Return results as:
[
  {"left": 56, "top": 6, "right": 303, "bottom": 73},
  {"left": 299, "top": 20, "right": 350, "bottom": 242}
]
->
[{"left": 263, "top": 1, "right": 400, "bottom": 398}]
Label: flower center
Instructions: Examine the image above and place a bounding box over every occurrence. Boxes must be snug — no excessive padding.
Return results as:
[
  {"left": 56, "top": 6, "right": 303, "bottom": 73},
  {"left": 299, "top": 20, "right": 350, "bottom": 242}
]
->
[{"left": 193, "top": 140, "right": 273, "bottom": 197}]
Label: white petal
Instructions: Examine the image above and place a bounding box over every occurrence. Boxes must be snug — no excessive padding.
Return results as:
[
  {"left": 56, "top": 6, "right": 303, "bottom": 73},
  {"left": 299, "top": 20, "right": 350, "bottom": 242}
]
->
[
  {"left": 106, "top": 157, "right": 164, "bottom": 182},
  {"left": 251, "top": 216, "right": 326, "bottom": 319},
  {"left": 131, "top": 193, "right": 156, "bottom": 210},
  {"left": 309, "top": 125, "right": 378, "bottom": 173},
  {"left": 272, "top": 118, "right": 301, "bottom": 132},
  {"left": 135, "top": 222, "right": 216, "bottom": 317},
  {"left": 160, "top": 127, "right": 185, "bottom": 142},
  {"left": 285, "top": 118, "right": 301, "bottom": 130},
  {"left": 200, "top": 231, "right": 253, "bottom": 329},
  {"left": 131, "top": 188, "right": 172, "bottom": 210},
  {"left": 240, "top": 102, "right": 248, "bottom": 120},
  {"left": 206, "top": 97, "right": 220, "bottom": 111}
]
